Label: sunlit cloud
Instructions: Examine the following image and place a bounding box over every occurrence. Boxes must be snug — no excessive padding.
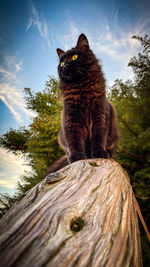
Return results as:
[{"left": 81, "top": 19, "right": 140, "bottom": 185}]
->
[
  {"left": 0, "top": 148, "right": 31, "bottom": 190},
  {"left": 0, "top": 55, "right": 35, "bottom": 123},
  {"left": 5, "top": 55, "right": 23, "bottom": 73},
  {"left": 26, "top": 0, "right": 51, "bottom": 48},
  {"left": 0, "top": 67, "right": 16, "bottom": 80}
]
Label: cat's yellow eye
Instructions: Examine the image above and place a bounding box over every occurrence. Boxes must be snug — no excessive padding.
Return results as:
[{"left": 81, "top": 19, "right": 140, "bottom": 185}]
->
[
  {"left": 72, "top": 54, "right": 78, "bottom": 61},
  {"left": 60, "top": 61, "right": 64, "bottom": 67}
]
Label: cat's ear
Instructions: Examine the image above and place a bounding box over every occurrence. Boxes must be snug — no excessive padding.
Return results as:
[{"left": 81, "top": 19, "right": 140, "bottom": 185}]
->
[
  {"left": 77, "top": 34, "right": 89, "bottom": 51},
  {"left": 56, "top": 48, "right": 65, "bottom": 58}
]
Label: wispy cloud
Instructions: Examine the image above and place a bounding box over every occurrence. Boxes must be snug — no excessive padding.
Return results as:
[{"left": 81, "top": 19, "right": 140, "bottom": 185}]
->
[
  {"left": 93, "top": 19, "right": 149, "bottom": 84},
  {"left": 0, "top": 55, "right": 34, "bottom": 123},
  {"left": 62, "top": 17, "right": 149, "bottom": 85},
  {"left": 0, "top": 148, "right": 31, "bottom": 190},
  {"left": 92, "top": 26, "right": 142, "bottom": 83},
  {"left": 63, "top": 21, "right": 80, "bottom": 50},
  {"left": 26, "top": 1, "right": 51, "bottom": 48},
  {"left": 94, "top": 26, "right": 142, "bottom": 62}
]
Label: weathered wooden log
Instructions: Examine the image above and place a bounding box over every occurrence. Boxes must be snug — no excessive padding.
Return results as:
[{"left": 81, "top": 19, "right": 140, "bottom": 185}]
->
[{"left": 0, "top": 159, "right": 142, "bottom": 267}]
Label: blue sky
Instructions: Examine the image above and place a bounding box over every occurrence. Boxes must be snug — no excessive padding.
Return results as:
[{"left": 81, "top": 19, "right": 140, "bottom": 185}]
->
[{"left": 0, "top": 0, "right": 150, "bottom": 195}]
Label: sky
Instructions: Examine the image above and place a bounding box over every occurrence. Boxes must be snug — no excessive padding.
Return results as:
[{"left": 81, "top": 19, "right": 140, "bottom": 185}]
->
[{"left": 0, "top": 0, "right": 150, "bottom": 195}]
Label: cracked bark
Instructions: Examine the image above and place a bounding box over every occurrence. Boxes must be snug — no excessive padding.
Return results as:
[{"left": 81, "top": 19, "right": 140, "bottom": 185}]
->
[{"left": 0, "top": 159, "right": 142, "bottom": 267}]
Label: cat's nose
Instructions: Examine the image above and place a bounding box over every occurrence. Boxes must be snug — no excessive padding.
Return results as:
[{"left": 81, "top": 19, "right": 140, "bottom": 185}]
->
[{"left": 64, "top": 63, "right": 69, "bottom": 69}]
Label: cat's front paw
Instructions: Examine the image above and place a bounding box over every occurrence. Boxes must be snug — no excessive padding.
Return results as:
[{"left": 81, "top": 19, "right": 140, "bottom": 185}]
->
[
  {"left": 92, "top": 149, "right": 109, "bottom": 159},
  {"left": 69, "top": 153, "right": 86, "bottom": 163}
]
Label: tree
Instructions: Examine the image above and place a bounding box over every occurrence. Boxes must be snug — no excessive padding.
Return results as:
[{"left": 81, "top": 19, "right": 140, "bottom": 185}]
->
[
  {"left": 109, "top": 35, "right": 150, "bottom": 194},
  {"left": 0, "top": 76, "right": 63, "bottom": 199},
  {"left": 0, "top": 127, "right": 30, "bottom": 153},
  {"left": 108, "top": 35, "right": 150, "bottom": 266}
]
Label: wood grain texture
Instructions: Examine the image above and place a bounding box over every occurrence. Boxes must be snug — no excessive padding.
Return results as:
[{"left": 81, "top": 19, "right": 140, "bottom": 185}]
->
[{"left": 0, "top": 159, "right": 142, "bottom": 267}]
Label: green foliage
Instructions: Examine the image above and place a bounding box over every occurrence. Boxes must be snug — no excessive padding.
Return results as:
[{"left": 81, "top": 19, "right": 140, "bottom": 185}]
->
[
  {"left": 108, "top": 35, "right": 150, "bottom": 265},
  {"left": 23, "top": 77, "right": 63, "bottom": 178},
  {"left": 24, "top": 77, "right": 61, "bottom": 115},
  {"left": 108, "top": 36, "right": 150, "bottom": 193},
  {"left": 0, "top": 76, "right": 63, "bottom": 205},
  {"left": 0, "top": 127, "right": 30, "bottom": 154}
]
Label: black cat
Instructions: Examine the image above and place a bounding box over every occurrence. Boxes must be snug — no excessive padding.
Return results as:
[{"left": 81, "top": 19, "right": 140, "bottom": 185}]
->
[
  {"left": 57, "top": 34, "right": 120, "bottom": 163},
  {"left": 46, "top": 34, "right": 120, "bottom": 174}
]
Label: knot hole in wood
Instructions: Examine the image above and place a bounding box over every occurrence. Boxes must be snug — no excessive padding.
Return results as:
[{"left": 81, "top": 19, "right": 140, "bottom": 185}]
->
[{"left": 70, "top": 217, "right": 85, "bottom": 233}]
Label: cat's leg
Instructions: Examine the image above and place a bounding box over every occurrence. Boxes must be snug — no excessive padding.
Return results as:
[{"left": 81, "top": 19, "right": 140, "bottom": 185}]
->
[
  {"left": 63, "top": 122, "right": 88, "bottom": 163},
  {"left": 106, "top": 103, "right": 120, "bottom": 158},
  {"left": 106, "top": 149, "right": 114, "bottom": 158},
  {"left": 58, "top": 128, "right": 69, "bottom": 156},
  {"left": 91, "top": 124, "right": 109, "bottom": 159},
  {"left": 90, "top": 105, "right": 109, "bottom": 159},
  {"left": 61, "top": 102, "right": 88, "bottom": 163}
]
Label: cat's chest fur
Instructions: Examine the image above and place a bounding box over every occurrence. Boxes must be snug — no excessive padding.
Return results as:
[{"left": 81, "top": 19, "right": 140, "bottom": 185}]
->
[
  {"left": 62, "top": 82, "right": 105, "bottom": 139},
  {"left": 60, "top": 77, "right": 104, "bottom": 101},
  {"left": 60, "top": 76, "right": 105, "bottom": 127}
]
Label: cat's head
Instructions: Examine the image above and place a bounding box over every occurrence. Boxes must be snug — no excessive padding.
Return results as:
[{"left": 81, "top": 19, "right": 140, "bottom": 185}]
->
[{"left": 56, "top": 34, "right": 98, "bottom": 83}]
